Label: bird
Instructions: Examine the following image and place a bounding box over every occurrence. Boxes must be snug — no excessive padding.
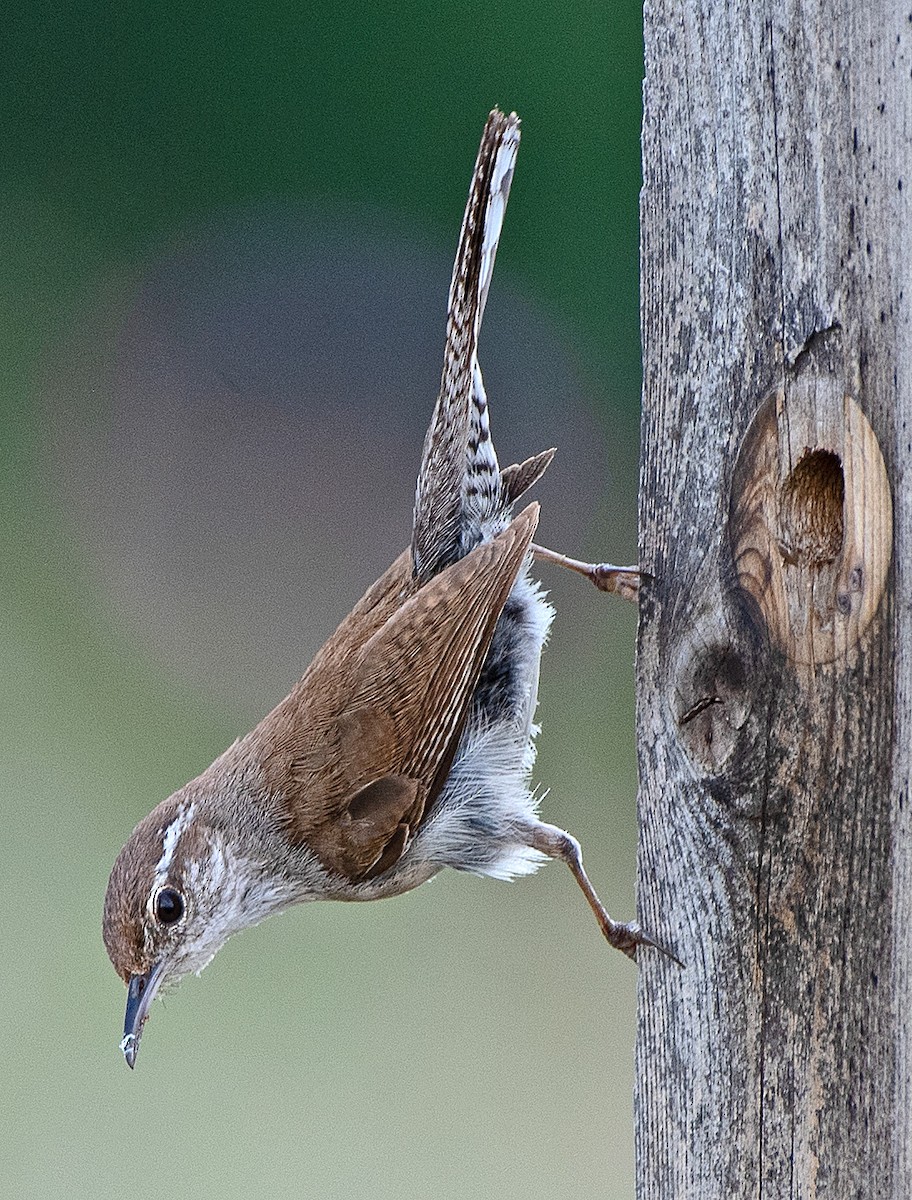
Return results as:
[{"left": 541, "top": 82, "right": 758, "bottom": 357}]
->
[{"left": 103, "top": 107, "right": 659, "bottom": 1071}]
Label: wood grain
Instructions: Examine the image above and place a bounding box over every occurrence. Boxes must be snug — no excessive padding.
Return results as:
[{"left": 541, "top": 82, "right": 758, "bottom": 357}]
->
[{"left": 635, "top": 1, "right": 910, "bottom": 1194}]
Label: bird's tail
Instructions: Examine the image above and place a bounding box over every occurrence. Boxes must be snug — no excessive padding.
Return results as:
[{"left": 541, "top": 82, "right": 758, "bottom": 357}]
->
[{"left": 412, "top": 109, "right": 549, "bottom": 584}]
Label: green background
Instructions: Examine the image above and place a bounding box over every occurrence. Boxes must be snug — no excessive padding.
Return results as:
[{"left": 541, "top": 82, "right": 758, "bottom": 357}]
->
[{"left": 2, "top": 3, "right": 645, "bottom": 1197}]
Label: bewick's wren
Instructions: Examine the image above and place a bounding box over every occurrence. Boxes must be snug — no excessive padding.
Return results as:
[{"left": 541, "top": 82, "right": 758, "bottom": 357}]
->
[{"left": 103, "top": 108, "right": 661, "bottom": 1070}]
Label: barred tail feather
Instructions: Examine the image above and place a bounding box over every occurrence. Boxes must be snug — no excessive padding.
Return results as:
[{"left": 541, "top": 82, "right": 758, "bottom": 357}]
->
[{"left": 412, "top": 109, "right": 520, "bottom": 583}]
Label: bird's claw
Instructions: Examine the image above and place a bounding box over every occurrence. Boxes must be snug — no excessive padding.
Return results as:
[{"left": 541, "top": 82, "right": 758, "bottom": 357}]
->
[
  {"left": 602, "top": 918, "right": 683, "bottom": 967},
  {"left": 588, "top": 565, "right": 642, "bottom": 602}
]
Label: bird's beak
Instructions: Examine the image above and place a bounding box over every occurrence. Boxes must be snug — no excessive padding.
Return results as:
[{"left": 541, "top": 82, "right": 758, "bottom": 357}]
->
[{"left": 121, "top": 961, "right": 166, "bottom": 1069}]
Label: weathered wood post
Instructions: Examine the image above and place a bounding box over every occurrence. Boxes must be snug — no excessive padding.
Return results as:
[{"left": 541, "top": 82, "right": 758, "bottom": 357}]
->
[{"left": 635, "top": 2, "right": 910, "bottom": 1194}]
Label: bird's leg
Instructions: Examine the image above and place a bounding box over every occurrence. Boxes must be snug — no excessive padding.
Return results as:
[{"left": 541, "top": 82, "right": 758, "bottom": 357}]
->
[
  {"left": 526, "top": 822, "right": 680, "bottom": 964},
  {"left": 530, "top": 543, "right": 642, "bottom": 601}
]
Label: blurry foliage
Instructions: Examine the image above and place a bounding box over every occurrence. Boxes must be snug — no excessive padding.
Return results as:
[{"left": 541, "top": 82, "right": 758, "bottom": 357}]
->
[{"left": 1, "top": 3, "right": 645, "bottom": 1198}]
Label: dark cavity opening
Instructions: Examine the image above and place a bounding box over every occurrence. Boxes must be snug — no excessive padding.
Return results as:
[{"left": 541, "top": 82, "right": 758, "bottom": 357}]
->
[{"left": 778, "top": 449, "right": 845, "bottom": 567}]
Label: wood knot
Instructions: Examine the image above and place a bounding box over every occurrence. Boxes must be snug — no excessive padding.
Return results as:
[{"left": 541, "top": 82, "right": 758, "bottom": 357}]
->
[
  {"left": 672, "top": 632, "right": 752, "bottom": 774},
  {"left": 729, "top": 386, "right": 891, "bottom": 666}
]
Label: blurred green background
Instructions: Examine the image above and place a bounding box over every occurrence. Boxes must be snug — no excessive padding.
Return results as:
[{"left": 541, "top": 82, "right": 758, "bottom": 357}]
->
[{"left": 2, "top": 3, "right": 644, "bottom": 1197}]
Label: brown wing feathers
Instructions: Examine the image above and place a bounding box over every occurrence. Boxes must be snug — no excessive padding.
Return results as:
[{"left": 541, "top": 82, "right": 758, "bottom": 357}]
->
[
  {"left": 255, "top": 505, "right": 540, "bottom": 882},
  {"left": 355, "top": 504, "right": 538, "bottom": 786}
]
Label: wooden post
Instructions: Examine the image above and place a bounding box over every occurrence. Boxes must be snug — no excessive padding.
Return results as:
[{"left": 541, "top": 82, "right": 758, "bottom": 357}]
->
[{"left": 635, "top": 2, "right": 910, "bottom": 1194}]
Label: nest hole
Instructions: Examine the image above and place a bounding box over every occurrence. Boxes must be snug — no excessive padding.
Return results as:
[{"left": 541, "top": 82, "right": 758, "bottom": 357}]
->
[{"left": 778, "top": 449, "right": 845, "bottom": 567}]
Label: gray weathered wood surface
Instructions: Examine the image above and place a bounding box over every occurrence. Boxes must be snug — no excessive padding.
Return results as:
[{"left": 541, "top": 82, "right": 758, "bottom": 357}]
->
[{"left": 635, "top": 1, "right": 911, "bottom": 1194}]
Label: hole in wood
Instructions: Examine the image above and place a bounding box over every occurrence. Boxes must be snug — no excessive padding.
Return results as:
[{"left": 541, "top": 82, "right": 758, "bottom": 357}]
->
[
  {"left": 777, "top": 449, "right": 845, "bottom": 568},
  {"left": 729, "top": 389, "right": 892, "bottom": 666}
]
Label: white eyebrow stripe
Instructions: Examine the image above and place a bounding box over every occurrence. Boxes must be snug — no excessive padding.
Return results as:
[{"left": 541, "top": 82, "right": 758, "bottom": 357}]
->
[{"left": 153, "top": 803, "right": 196, "bottom": 885}]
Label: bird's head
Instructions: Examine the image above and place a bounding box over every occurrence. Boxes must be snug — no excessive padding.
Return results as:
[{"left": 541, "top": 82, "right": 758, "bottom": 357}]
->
[{"left": 102, "top": 785, "right": 294, "bottom": 1068}]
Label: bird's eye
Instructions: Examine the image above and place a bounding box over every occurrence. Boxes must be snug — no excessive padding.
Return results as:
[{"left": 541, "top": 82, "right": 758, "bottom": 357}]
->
[{"left": 155, "top": 887, "right": 185, "bottom": 925}]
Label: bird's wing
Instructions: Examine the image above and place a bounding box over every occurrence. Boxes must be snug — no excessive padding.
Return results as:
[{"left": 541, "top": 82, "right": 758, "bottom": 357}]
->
[{"left": 263, "top": 504, "right": 539, "bottom": 882}]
